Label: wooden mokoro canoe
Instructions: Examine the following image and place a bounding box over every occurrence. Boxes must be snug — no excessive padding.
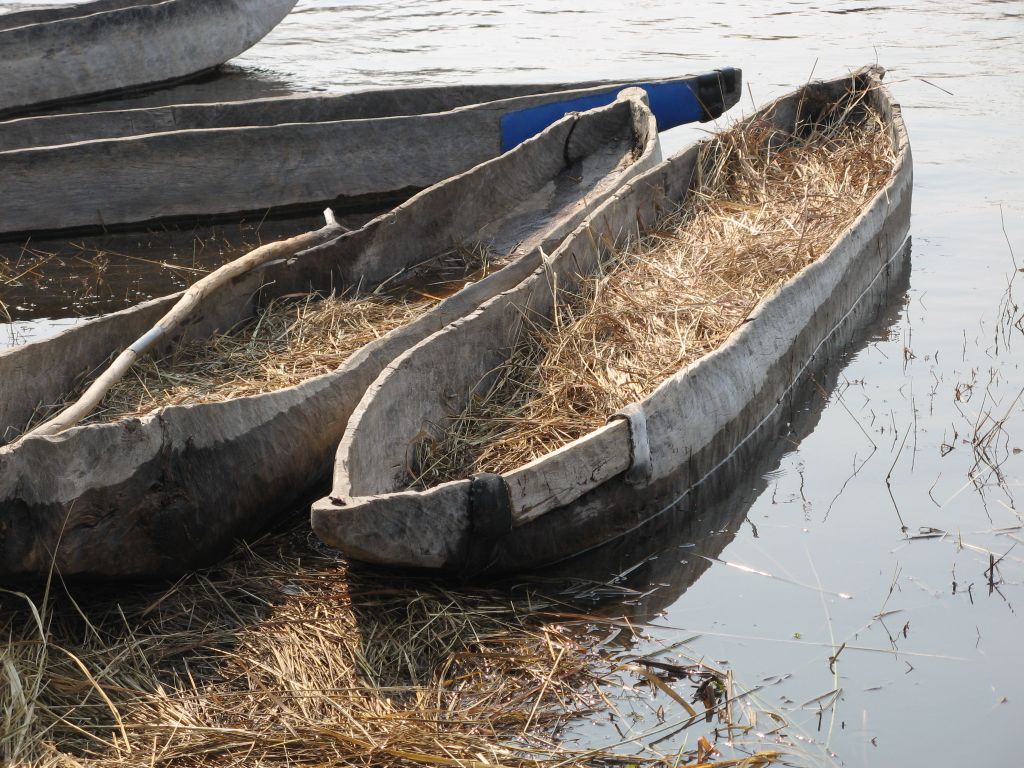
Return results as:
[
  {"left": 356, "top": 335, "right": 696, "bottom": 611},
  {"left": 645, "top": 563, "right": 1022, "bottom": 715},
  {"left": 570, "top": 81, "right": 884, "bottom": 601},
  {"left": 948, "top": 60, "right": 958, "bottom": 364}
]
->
[
  {"left": 0, "top": 0, "right": 297, "bottom": 118},
  {"left": 0, "top": 88, "right": 664, "bottom": 579},
  {"left": 538, "top": 245, "right": 910, "bottom": 614},
  {"left": 0, "top": 69, "right": 741, "bottom": 236},
  {"left": 310, "top": 66, "right": 914, "bottom": 574}
]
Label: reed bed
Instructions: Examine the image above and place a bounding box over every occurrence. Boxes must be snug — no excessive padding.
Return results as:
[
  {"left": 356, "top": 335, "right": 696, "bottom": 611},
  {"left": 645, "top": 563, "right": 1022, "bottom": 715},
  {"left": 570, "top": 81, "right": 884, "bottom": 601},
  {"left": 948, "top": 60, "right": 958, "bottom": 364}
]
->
[
  {"left": 412, "top": 89, "right": 896, "bottom": 485},
  {"left": 1, "top": 521, "right": 792, "bottom": 768}
]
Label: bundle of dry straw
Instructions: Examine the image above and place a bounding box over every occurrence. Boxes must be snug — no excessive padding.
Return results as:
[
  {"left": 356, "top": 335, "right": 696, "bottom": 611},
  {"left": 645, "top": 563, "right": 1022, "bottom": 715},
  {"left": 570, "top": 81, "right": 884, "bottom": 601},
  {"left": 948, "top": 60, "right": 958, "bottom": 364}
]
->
[{"left": 412, "top": 88, "right": 896, "bottom": 486}]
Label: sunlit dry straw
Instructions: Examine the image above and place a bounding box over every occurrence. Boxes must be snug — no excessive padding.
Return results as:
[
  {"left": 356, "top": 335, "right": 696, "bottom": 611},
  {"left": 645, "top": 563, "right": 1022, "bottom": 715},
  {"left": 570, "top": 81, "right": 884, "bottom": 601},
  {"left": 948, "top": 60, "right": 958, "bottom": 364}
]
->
[
  {"left": 412, "top": 89, "right": 896, "bottom": 485},
  {"left": 0, "top": 520, "right": 794, "bottom": 767},
  {"left": 0, "top": 525, "right": 601, "bottom": 768}
]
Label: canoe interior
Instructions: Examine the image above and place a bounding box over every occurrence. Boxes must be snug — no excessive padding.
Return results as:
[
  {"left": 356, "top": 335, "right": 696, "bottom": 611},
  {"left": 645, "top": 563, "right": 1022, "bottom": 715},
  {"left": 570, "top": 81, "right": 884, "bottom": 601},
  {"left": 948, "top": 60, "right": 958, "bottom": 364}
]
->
[
  {"left": 0, "top": 92, "right": 660, "bottom": 578},
  {"left": 313, "top": 67, "right": 913, "bottom": 573}
]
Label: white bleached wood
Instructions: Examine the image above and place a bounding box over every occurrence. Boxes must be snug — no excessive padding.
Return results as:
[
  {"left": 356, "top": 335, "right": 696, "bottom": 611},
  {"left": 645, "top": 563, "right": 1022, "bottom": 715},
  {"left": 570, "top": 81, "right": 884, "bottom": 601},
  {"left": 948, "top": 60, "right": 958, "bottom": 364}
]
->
[{"left": 504, "top": 420, "right": 631, "bottom": 525}]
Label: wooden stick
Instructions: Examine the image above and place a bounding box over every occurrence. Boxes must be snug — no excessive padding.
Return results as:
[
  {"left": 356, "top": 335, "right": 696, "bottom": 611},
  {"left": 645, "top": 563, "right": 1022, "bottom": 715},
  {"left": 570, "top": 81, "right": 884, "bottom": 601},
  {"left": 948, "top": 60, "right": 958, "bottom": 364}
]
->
[{"left": 25, "top": 210, "right": 343, "bottom": 439}]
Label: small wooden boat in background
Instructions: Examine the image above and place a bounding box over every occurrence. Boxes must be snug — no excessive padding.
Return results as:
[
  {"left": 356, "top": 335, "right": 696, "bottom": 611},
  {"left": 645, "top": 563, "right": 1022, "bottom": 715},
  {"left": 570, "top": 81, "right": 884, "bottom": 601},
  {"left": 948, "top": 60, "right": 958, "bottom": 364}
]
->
[
  {"left": 311, "top": 67, "right": 913, "bottom": 574},
  {"left": 0, "top": 0, "right": 298, "bottom": 117},
  {"left": 0, "top": 69, "right": 741, "bottom": 236},
  {"left": 0, "top": 89, "right": 663, "bottom": 579}
]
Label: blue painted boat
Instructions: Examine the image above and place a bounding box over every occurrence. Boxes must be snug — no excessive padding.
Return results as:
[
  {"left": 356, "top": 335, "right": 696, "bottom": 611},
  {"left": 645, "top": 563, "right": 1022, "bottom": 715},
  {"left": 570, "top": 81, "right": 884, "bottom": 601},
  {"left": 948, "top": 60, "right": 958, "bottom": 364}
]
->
[{"left": 0, "top": 69, "right": 740, "bottom": 236}]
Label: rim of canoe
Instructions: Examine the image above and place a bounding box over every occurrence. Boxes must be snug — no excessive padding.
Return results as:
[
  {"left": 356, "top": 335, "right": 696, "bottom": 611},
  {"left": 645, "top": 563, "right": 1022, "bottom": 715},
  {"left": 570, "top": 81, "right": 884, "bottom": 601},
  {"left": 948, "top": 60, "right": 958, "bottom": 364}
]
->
[
  {"left": 0, "top": 89, "right": 662, "bottom": 580},
  {"left": 0, "top": 71, "right": 743, "bottom": 148},
  {"left": 0, "top": 70, "right": 741, "bottom": 237},
  {"left": 0, "top": 0, "right": 299, "bottom": 117},
  {"left": 310, "top": 66, "right": 915, "bottom": 576}
]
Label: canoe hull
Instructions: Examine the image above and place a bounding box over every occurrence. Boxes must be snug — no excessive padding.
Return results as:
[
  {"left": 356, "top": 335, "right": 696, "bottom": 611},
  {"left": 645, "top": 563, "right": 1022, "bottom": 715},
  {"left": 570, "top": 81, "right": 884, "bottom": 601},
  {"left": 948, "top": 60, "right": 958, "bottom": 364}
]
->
[
  {"left": 485, "top": 228, "right": 912, "bottom": 575},
  {"left": 312, "top": 67, "right": 914, "bottom": 574},
  {"left": 0, "top": 0, "right": 298, "bottom": 117},
  {"left": 0, "top": 93, "right": 663, "bottom": 579},
  {"left": 524, "top": 245, "right": 911, "bottom": 615},
  {"left": 0, "top": 70, "right": 740, "bottom": 236}
]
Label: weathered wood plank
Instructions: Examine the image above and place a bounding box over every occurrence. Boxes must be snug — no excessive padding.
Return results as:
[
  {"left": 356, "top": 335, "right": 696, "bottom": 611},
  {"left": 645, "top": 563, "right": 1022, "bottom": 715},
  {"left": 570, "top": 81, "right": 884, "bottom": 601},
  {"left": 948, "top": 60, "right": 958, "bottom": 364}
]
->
[{"left": 504, "top": 420, "right": 631, "bottom": 525}]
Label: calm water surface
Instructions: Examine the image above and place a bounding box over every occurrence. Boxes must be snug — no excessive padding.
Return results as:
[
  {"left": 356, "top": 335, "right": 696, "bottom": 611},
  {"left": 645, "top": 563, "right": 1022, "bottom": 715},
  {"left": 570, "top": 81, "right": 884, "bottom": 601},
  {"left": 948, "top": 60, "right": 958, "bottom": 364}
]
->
[{"left": 1, "top": 1, "right": 1023, "bottom": 765}]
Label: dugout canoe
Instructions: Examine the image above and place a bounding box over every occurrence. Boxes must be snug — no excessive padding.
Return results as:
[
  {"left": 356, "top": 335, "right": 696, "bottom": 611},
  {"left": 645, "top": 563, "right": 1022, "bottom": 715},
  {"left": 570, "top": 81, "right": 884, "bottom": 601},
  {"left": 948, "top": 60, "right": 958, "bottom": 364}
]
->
[
  {"left": 311, "top": 66, "right": 914, "bottom": 574},
  {"left": 0, "top": 68, "right": 741, "bottom": 236},
  {"left": 0, "top": 0, "right": 297, "bottom": 117},
  {"left": 0, "top": 88, "right": 664, "bottom": 579},
  {"left": 540, "top": 245, "right": 910, "bottom": 615}
]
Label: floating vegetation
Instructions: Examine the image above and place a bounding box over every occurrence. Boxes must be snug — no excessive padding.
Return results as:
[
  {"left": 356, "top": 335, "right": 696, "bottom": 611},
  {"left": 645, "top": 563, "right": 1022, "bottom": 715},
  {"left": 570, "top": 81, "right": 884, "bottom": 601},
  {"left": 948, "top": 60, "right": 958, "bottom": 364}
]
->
[
  {"left": 0, "top": 516, "right": 796, "bottom": 767},
  {"left": 0, "top": 219, "right": 273, "bottom": 321},
  {"left": 411, "top": 88, "right": 896, "bottom": 486}
]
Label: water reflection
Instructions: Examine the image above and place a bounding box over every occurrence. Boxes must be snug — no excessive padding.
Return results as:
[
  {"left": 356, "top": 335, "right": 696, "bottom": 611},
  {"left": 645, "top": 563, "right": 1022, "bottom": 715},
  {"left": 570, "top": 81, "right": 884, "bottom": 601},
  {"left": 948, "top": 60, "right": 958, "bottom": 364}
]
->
[
  {"left": 0, "top": 209, "right": 378, "bottom": 348},
  {"left": 24, "top": 65, "right": 306, "bottom": 114}
]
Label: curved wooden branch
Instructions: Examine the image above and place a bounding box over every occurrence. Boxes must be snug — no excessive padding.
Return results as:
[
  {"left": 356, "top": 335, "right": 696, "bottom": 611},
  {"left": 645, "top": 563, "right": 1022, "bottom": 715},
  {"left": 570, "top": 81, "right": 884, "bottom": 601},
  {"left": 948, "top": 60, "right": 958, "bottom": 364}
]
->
[{"left": 25, "top": 211, "right": 343, "bottom": 439}]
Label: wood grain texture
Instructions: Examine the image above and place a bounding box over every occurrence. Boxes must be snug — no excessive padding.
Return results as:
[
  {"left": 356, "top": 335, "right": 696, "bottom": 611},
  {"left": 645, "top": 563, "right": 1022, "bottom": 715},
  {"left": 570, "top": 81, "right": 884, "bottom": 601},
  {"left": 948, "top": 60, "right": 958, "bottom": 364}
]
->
[{"left": 504, "top": 420, "right": 631, "bottom": 525}]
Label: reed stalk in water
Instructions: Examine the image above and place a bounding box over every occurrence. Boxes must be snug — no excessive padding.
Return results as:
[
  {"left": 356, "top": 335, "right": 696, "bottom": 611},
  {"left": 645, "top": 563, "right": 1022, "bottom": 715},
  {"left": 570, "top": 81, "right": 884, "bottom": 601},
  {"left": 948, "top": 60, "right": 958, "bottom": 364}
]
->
[{"left": 411, "top": 90, "right": 896, "bottom": 487}]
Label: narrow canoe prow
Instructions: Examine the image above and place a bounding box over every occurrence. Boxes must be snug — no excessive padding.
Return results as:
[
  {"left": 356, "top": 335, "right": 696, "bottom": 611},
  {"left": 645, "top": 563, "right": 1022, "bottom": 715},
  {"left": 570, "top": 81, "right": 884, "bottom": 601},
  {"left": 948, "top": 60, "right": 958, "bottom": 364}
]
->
[
  {"left": 0, "top": 0, "right": 298, "bottom": 117},
  {"left": 311, "top": 66, "right": 913, "bottom": 575}
]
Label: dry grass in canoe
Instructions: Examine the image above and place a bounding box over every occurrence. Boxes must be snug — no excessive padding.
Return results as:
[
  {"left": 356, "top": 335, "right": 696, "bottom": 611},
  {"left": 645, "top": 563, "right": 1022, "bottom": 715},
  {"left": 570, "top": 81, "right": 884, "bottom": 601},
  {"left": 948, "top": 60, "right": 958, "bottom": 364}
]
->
[
  {"left": 17, "top": 244, "right": 496, "bottom": 432},
  {"left": 410, "top": 87, "right": 897, "bottom": 486}
]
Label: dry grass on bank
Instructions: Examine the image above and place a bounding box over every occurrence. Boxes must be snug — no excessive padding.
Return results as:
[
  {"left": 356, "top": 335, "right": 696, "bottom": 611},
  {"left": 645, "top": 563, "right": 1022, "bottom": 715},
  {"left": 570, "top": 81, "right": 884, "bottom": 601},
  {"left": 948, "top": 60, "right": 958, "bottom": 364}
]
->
[
  {"left": 412, "top": 88, "right": 896, "bottom": 485},
  {"left": 0, "top": 526, "right": 600, "bottom": 768}
]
